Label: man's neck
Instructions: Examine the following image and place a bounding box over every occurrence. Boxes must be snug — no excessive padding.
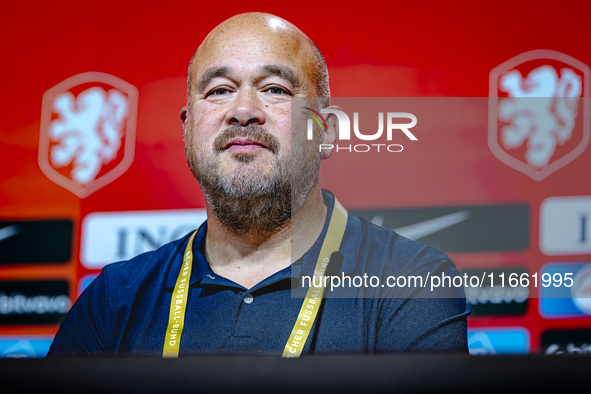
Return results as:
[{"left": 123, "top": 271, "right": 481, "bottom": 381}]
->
[{"left": 204, "top": 187, "right": 327, "bottom": 289}]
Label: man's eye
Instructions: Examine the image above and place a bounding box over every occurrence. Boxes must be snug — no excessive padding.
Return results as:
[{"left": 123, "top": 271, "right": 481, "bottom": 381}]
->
[
  {"left": 266, "top": 87, "right": 287, "bottom": 95},
  {"left": 210, "top": 88, "right": 230, "bottom": 96}
]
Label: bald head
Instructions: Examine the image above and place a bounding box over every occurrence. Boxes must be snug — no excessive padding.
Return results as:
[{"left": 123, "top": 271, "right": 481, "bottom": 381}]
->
[{"left": 185, "top": 13, "right": 329, "bottom": 108}]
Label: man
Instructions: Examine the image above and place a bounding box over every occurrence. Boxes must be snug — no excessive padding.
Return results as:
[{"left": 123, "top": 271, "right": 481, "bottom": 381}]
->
[{"left": 48, "top": 12, "right": 470, "bottom": 357}]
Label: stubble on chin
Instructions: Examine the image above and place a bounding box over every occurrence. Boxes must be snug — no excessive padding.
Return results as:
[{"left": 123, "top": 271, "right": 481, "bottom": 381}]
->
[{"left": 184, "top": 124, "right": 293, "bottom": 235}]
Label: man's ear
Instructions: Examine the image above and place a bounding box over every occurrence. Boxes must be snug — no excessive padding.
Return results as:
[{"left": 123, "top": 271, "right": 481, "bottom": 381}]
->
[
  {"left": 180, "top": 106, "right": 188, "bottom": 130},
  {"left": 321, "top": 105, "right": 340, "bottom": 160}
]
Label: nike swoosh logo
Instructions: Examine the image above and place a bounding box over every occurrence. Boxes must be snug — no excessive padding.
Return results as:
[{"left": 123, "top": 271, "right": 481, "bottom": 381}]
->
[
  {"left": 371, "top": 210, "right": 470, "bottom": 240},
  {"left": 0, "top": 225, "right": 19, "bottom": 242}
]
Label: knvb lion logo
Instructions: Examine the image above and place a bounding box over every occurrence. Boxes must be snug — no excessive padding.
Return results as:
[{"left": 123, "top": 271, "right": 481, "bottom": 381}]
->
[
  {"left": 38, "top": 72, "right": 138, "bottom": 198},
  {"left": 489, "top": 50, "right": 590, "bottom": 181}
]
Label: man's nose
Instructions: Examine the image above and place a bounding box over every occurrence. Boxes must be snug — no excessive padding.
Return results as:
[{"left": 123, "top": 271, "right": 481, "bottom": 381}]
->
[{"left": 225, "top": 88, "right": 267, "bottom": 126}]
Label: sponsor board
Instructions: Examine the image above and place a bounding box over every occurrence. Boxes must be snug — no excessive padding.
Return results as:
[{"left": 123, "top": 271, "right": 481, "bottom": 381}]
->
[
  {"left": 78, "top": 274, "right": 100, "bottom": 296},
  {"left": 539, "top": 262, "right": 591, "bottom": 318},
  {"left": 0, "top": 281, "right": 70, "bottom": 325},
  {"left": 80, "top": 209, "right": 207, "bottom": 269},
  {"left": 540, "top": 196, "right": 591, "bottom": 255},
  {"left": 467, "top": 327, "right": 530, "bottom": 355},
  {"left": 542, "top": 329, "right": 591, "bottom": 355},
  {"left": 0, "top": 220, "right": 73, "bottom": 264},
  {"left": 0, "top": 336, "right": 54, "bottom": 358},
  {"left": 350, "top": 204, "right": 529, "bottom": 252},
  {"left": 462, "top": 268, "right": 529, "bottom": 316}
]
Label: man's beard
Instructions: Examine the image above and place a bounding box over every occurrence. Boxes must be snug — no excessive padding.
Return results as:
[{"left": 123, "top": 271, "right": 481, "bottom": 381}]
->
[{"left": 185, "top": 123, "right": 321, "bottom": 235}]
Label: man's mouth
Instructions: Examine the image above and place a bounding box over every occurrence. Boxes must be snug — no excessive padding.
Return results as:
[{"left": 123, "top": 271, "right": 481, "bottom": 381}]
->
[{"left": 223, "top": 138, "right": 268, "bottom": 153}]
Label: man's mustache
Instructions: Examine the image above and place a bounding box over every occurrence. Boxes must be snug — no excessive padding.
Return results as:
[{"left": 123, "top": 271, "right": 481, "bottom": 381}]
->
[{"left": 213, "top": 125, "right": 280, "bottom": 155}]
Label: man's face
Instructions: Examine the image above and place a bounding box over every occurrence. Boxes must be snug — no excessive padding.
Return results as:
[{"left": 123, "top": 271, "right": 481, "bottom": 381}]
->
[{"left": 182, "top": 16, "right": 322, "bottom": 233}]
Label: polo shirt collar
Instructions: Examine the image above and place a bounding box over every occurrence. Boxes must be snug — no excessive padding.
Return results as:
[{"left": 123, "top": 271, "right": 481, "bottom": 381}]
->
[
  {"left": 165, "top": 190, "right": 359, "bottom": 290},
  {"left": 165, "top": 222, "right": 209, "bottom": 289},
  {"left": 294, "top": 190, "right": 359, "bottom": 278}
]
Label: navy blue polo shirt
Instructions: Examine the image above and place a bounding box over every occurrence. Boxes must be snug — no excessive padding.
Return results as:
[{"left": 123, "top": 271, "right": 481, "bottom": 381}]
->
[{"left": 48, "top": 191, "right": 471, "bottom": 356}]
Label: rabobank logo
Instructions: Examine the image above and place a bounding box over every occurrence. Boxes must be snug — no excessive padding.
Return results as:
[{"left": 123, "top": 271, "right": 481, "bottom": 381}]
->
[
  {"left": 0, "top": 336, "right": 53, "bottom": 358},
  {"left": 467, "top": 327, "right": 530, "bottom": 355},
  {"left": 539, "top": 262, "right": 591, "bottom": 318}
]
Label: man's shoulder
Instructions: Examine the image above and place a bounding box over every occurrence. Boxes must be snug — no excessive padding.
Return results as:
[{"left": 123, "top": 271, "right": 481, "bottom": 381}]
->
[
  {"left": 352, "top": 213, "right": 452, "bottom": 272},
  {"left": 347, "top": 213, "right": 465, "bottom": 300}
]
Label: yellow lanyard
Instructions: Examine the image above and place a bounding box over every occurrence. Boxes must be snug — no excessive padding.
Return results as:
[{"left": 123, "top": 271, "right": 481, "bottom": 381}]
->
[
  {"left": 162, "top": 229, "right": 197, "bottom": 357},
  {"left": 162, "top": 198, "right": 348, "bottom": 358}
]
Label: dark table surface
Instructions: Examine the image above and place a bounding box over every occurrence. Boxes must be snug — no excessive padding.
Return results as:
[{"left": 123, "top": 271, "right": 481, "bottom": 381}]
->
[{"left": 1, "top": 354, "right": 589, "bottom": 393}]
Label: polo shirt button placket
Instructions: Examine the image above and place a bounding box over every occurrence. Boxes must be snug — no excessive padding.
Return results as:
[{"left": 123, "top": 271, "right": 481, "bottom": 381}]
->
[{"left": 243, "top": 294, "right": 254, "bottom": 304}]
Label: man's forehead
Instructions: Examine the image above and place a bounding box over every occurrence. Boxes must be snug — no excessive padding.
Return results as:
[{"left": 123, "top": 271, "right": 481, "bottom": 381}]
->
[
  {"left": 201, "top": 13, "right": 305, "bottom": 51},
  {"left": 191, "top": 13, "right": 316, "bottom": 85},
  {"left": 198, "top": 37, "right": 302, "bottom": 66}
]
